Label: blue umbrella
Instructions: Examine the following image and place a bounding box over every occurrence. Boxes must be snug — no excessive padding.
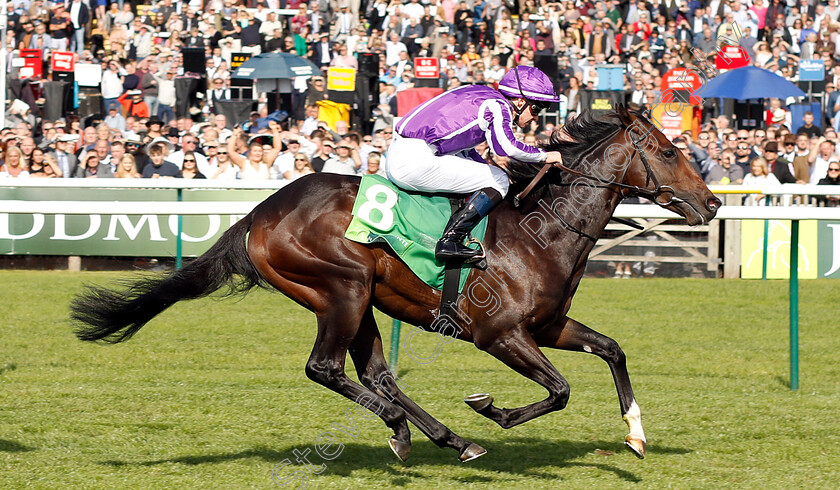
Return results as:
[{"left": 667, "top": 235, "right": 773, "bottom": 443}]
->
[
  {"left": 691, "top": 66, "right": 806, "bottom": 100},
  {"left": 231, "top": 52, "right": 320, "bottom": 80}
]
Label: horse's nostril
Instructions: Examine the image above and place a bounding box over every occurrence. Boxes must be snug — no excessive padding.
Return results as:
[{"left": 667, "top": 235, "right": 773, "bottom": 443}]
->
[{"left": 707, "top": 197, "right": 722, "bottom": 212}]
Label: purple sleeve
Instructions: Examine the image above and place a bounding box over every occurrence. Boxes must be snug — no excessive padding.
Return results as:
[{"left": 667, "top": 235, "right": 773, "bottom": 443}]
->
[{"left": 479, "top": 100, "right": 546, "bottom": 163}]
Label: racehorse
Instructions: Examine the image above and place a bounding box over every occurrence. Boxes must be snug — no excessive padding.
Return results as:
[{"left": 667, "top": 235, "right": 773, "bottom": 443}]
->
[{"left": 71, "top": 105, "right": 720, "bottom": 463}]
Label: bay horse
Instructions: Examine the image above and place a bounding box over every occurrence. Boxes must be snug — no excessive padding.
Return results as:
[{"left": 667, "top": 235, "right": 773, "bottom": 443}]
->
[{"left": 71, "top": 105, "right": 720, "bottom": 463}]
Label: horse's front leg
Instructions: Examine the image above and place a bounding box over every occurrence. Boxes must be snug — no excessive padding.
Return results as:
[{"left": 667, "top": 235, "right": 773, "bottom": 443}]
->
[
  {"left": 532, "top": 316, "right": 647, "bottom": 459},
  {"left": 465, "top": 327, "right": 571, "bottom": 429}
]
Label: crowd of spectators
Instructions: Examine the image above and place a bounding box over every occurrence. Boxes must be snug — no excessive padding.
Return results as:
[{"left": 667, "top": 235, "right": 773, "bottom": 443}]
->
[{"left": 0, "top": 0, "right": 839, "bottom": 200}]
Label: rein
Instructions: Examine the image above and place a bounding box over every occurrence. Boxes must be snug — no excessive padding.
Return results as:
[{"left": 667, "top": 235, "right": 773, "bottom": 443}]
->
[
  {"left": 554, "top": 124, "right": 686, "bottom": 207},
  {"left": 513, "top": 116, "right": 684, "bottom": 241}
]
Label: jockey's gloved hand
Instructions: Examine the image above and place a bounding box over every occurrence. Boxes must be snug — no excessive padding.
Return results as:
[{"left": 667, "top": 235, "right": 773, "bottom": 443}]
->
[{"left": 544, "top": 151, "right": 563, "bottom": 166}]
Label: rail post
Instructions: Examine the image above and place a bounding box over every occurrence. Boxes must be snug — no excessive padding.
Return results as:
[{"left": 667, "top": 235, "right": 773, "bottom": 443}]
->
[
  {"left": 789, "top": 220, "right": 800, "bottom": 390},
  {"left": 389, "top": 319, "right": 401, "bottom": 373}
]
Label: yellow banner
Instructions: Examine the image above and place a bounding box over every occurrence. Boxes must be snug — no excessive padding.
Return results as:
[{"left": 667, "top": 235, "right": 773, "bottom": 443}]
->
[
  {"left": 741, "top": 220, "right": 818, "bottom": 279},
  {"left": 328, "top": 67, "right": 356, "bottom": 91}
]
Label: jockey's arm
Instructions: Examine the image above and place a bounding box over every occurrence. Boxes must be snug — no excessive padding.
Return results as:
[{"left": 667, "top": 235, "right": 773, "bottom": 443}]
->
[{"left": 480, "top": 100, "right": 547, "bottom": 164}]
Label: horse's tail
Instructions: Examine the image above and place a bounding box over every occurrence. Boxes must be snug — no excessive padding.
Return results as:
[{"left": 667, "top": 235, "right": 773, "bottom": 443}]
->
[{"left": 71, "top": 213, "right": 263, "bottom": 344}]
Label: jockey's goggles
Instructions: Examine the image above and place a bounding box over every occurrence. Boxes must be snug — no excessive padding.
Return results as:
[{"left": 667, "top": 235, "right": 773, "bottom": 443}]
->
[{"left": 529, "top": 100, "right": 550, "bottom": 116}]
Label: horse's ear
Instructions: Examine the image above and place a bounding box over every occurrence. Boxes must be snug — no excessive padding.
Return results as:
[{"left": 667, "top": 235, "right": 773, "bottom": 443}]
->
[{"left": 616, "top": 103, "right": 633, "bottom": 127}]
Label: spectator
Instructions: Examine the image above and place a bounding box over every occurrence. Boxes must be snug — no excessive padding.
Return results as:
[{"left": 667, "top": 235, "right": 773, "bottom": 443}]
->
[
  {"left": 76, "top": 152, "right": 113, "bottom": 178},
  {"left": 764, "top": 141, "right": 797, "bottom": 184},
  {"left": 179, "top": 151, "right": 207, "bottom": 179},
  {"left": 142, "top": 144, "right": 180, "bottom": 178},
  {"left": 742, "top": 158, "right": 781, "bottom": 205},
  {"left": 321, "top": 139, "right": 360, "bottom": 175},
  {"left": 114, "top": 154, "right": 141, "bottom": 178},
  {"left": 816, "top": 162, "right": 840, "bottom": 207},
  {"left": 117, "top": 90, "right": 150, "bottom": 118},
  {"left": 226, "top": 126, "right": 281, "bottom": 180},
  {"left": 810, "top": 139, "right": 840, "bottom": 184},
  {"left": 284, "top": 152, "right": 315, "bottom": 181}
]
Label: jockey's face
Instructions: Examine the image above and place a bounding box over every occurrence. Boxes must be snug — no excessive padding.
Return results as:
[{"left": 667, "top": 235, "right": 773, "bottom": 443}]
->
[{"left": 512, "top": 98, "right": 536, "bottom": 128}]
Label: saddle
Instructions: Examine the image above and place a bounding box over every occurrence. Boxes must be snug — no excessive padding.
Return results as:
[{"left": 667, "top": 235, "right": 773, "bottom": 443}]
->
[{"left": 344, "top": 175, "right": 488, "bottom": 317}]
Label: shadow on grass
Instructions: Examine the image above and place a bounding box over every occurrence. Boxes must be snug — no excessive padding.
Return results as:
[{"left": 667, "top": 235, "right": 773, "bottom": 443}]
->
[
  {"left": 0, "top": 439, "right": 34, "bottom": 452},
  {"left": 100, "top": 437, "right": 691, "bottom": 484}
]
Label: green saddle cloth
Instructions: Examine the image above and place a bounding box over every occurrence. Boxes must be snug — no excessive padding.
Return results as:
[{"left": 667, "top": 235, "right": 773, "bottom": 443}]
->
[{"left": 344, "top": 175, "right": 487, "bottom": 292}]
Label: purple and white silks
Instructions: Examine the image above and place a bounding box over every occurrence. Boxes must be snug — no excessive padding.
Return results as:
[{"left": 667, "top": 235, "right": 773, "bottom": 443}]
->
[{"left": 394, "top": 85, "right": 546, "bottom": 163}]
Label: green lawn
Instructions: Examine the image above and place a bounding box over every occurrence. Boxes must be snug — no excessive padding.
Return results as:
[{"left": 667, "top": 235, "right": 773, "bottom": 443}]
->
[{"left": 1, "top": 271, "right": 839, "bottom": 489}]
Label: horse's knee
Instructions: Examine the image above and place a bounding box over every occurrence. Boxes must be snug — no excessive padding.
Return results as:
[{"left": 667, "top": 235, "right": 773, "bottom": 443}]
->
[
  {"left": 549, "top": 379, "right": 571, "bottom": 410},
  {"left": 601, "top": 338, "right": 626, "bottom": 366},
  {"left": 305, "top": 359, "right": 341, "bottom": 386}
]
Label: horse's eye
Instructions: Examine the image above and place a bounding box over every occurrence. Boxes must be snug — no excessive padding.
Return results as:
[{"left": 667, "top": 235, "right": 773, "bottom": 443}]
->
[{"left": 663, "top": 149, "right": 676, "bottom": 159}]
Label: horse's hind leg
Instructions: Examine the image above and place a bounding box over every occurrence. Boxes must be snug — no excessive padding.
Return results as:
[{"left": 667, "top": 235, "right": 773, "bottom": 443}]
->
[
  {"left": 304, "top": 303, "right": 412, "bottom": 461},
  {"left": 467, "top": 327, "right": 571, "bottom": 429},
  {"left": 349, "top": 308, "right": 486, "bottom": 462},
  {"left": 532, "top": 317, "right": 647, "bottom": 459}
]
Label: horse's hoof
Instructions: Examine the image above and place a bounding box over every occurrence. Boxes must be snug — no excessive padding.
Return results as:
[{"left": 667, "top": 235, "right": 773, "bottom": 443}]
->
[
  {"left": 459, "top": 442, "right": 487, "bottom": 463},
  {"left": 624, "top": 435, "right": 646, "bottom": 459},
  {"left": 388, "top": 437, "right": 411, "bottom": 462},
  {"left": 464, "top": 393, "right": 493, "bottom": 412}
]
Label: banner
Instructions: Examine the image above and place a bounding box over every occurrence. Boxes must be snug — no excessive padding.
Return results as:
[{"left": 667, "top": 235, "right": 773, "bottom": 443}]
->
[
  {"left": 0, "top": 188, "right": 274, "bottom": 257},
  {"left": 741, "top": 220, "right": 818, "bottom": 279},
  {"left": 414, "top": 57, "right": 439, "bottom": 79},
  {"left": 327, "top": 67, "right": 356, "bottom": 91},
  {"left": 799, "top": 59, "right": 825, "bottom": 82},
  {"left": 230, "top": 52, "right": 252, "bottom": 70},
  {"left": 661, "top": 68, "right": 703, "bottom": 106},
  {"left": 51, "top": 51, "right": 75, "bottom": 72},
  {"left": 715, "top": 46, "right": 750, "bottom": 70}
]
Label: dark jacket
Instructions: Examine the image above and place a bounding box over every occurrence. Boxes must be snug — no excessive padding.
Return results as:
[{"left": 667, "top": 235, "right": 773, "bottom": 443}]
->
[{"left": 768, "top": 157, "right": 796, "bottom": 184}]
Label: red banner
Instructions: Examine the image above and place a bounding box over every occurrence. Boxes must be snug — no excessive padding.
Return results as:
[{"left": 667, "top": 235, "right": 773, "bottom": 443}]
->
[
  {"left": 396, "top": 87, "right": 444, "bottom": 116},
  {"left": 51, "top": 51, "right": 75, "bottom": 72},
  {"left": 715, "top": 45, "right": 751, "bottom": 70},
  {"left": 19, "top": 49, "right": 43, "bottom": 79},
  {"left": 660, "top": 68, "right": 703, "bottom": 106},
  {"left": 414, "top": 57, "right": 439, "bottom": 79}
]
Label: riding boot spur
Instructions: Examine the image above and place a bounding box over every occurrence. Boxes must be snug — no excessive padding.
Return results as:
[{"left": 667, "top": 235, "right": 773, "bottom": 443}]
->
[{"left": 435, "top": 188, "right": 503, "bottom": 262}]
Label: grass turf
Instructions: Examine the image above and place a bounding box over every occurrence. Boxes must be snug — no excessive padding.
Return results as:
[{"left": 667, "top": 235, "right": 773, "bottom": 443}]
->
[{"left": 1, "top": 271, "right": 839, "bottom": 488}]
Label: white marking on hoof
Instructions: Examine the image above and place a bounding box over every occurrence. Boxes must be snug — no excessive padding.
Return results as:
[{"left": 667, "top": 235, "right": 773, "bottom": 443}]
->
[
  {"left": 623, "top": 400, "right": 647, "bottom": 443},
  {"left": 464, "top": 393, "right": 493, "bottom": 411}
]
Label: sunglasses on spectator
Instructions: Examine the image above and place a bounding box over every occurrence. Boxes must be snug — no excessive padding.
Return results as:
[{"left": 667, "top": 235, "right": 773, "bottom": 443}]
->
[
  {"left": 829, "top": 167, "right": 840, "bottom": 172},
  {"left": 295, "top": 158, "right": 307, "bottom": 162},
  {"left": 218, "top": 150, "right": 228, "bottom": 154},
  {"left": 184, "top": 158, "right": 196, "bottom": 162}
]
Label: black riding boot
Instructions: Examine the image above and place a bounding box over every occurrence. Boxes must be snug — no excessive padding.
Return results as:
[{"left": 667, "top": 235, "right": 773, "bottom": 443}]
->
[{"left": 435, "top": 188, "right": 503, "bottom": 262}]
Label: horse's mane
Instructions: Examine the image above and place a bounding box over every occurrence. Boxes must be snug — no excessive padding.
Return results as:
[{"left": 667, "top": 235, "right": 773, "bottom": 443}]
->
[{"left": 505, "top": 110, "right": 624, "bottom": 190}]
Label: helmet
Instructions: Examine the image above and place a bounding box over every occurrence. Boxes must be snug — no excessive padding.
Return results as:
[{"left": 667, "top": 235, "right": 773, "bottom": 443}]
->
[{"left": 498, "top": 66, "right": 560, "bottom": 104}]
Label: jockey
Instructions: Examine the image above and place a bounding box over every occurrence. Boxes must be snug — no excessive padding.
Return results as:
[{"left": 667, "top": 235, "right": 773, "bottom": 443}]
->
[{"left": 387, "top": 66, "right": 564, "bottom": 262}]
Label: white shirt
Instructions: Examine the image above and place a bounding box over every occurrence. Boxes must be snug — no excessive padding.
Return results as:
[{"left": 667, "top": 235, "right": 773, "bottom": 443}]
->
[
  {"left": 70, "top": 1, "right": 82, "bottom": 30},
  {"left": 811, "top": 155, "right": 840, "bottom": 184},
  {"left": 101, "top": 70, "right": 124, "bottom": 99},
  {"left": 270, "top": 152, "right": 295, "bottom": 179}
]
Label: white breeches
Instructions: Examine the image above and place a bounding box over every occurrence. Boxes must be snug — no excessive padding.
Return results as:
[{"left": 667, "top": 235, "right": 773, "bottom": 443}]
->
[{"left": 386, "top": 135, "right": 510, "bottom": 197}]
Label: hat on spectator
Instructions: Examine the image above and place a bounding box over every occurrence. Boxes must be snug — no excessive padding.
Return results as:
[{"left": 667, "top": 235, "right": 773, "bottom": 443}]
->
[
  {"left": 146, "top": 136, "right": 176, "bottom": 154},
  {"left": 127, "top": 89, "right": 142, "bottom": 96},
  {"left": 248, "top": 134, "right": 273, "bottom": 146},
  {"left": 125, "top": 136, "right": 143, "bottom": 146},
  {"left": 58, "top": 134, "right": 79, "bottom": 143},
  {"left": 146, "top": 116, "right": 164, "bottom": 127},
  {"left": 166, "top": 127, "right": 180, "bottom": 138},
  {"left": 764, "top": 141, "right": 779, "bottom": 153}
]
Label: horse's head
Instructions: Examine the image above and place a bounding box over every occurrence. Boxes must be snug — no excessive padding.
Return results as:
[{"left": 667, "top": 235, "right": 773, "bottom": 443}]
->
[{"left": 614, "top": 104, "right": 721, "bottom": 225}]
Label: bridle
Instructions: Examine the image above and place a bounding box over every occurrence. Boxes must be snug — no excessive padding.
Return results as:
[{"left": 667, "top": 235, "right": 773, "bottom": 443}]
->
[
  {"left": 514, "top": 112, "right": 688, "bottom": 242},
  {"left": 553, "top": 116, "right": 687, "bottom": 207}
]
